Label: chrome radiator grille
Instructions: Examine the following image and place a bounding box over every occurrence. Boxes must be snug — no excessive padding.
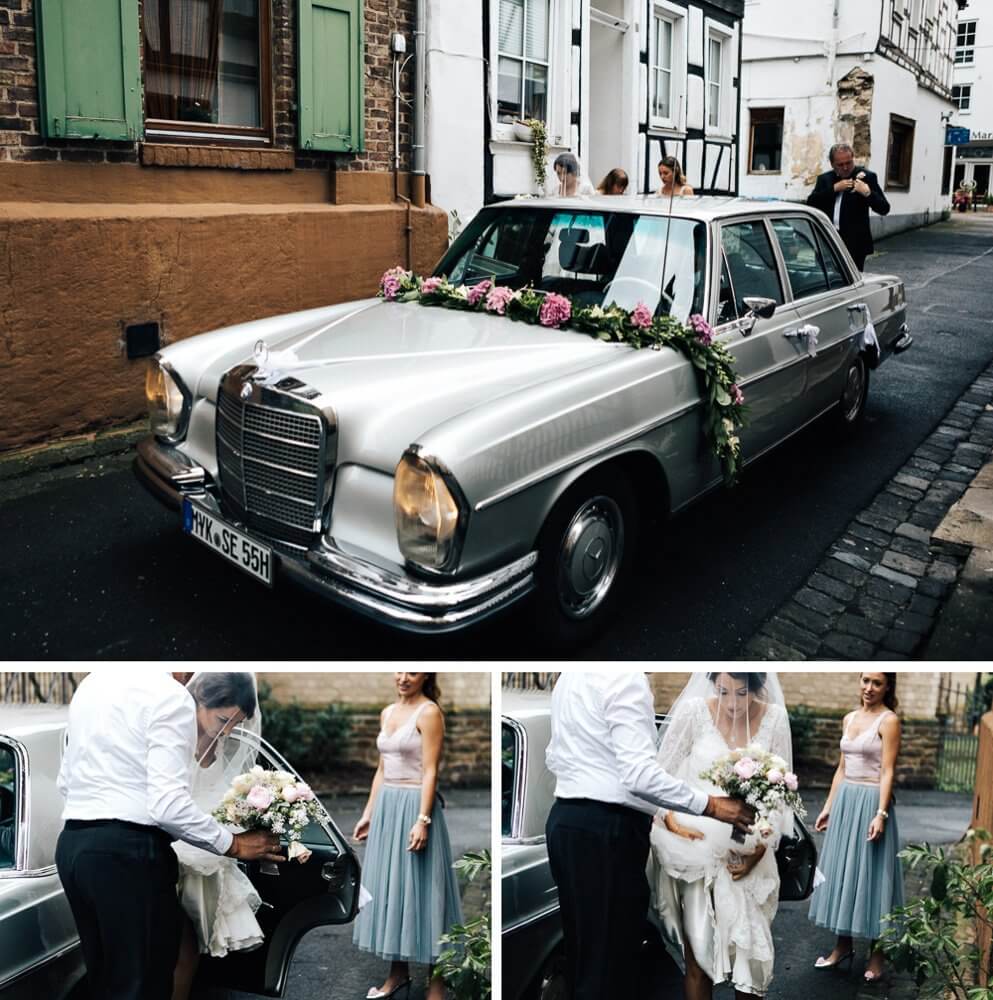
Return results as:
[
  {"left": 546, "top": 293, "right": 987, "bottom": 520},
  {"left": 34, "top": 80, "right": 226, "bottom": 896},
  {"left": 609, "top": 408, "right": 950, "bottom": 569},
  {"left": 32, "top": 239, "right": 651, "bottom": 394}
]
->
[{"left": 215, "top": 386, "right": 325, "bottom": 541}]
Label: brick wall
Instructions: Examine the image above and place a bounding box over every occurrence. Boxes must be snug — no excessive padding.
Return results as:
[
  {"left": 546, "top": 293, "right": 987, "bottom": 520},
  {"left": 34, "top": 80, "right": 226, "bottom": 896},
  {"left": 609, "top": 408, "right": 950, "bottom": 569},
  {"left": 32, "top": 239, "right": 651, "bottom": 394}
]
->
[
  {"left": 344, "top": 708, "right": 491, "bottom": 787},
  {"left": 0, "top": 0, "right": 414, "bottom": 172},
  {"left": 259, "top": 671, "right": 491, "bottom": 710}
]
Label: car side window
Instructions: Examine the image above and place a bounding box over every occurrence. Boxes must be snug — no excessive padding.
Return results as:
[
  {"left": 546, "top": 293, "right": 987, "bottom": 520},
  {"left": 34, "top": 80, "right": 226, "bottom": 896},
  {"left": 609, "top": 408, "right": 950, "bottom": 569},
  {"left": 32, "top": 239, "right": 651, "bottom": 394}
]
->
[
  {"left": 719, "top": 221, "right": 784, "bottom": 320},
  {"left": 501, "top": 722, "right": 520, "bottom": 839},
  {"left": 772, "top": 217, "right": 831, "bottom": 299},
  {"left": 0, "top": 744, "right": 16, "bottom": 870},
  {"left": 813, "top": 224, "right": 850, "bottom": 290}
]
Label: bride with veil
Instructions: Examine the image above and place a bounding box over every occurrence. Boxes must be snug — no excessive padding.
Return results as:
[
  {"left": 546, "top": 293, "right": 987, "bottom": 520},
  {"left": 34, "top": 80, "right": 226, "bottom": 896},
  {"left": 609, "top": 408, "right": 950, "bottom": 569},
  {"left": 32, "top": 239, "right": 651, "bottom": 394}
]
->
[
  {"left": 648, "top": 672, "right": 795, "bottom": 1000},
  {"left": 172, "top": 672, "right": 267, "bottom": 1000}
]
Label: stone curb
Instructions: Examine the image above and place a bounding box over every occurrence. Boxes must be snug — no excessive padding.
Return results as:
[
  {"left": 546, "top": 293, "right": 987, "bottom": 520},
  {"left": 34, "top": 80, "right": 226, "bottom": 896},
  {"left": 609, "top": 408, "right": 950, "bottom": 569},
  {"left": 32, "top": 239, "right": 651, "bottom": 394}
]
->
[
  {"left": 0, "top": 423, "right": 146, "bottom": 503},
  {"left": 742, "top": 360, "right": 993, "bottom": 661}
]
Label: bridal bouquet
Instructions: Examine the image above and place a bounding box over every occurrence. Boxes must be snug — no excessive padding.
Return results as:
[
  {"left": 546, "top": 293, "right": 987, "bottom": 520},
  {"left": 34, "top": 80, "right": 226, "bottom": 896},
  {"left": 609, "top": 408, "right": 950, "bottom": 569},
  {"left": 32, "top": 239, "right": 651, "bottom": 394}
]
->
[
  {"left": 213, "top": 765, "right": 321, "bottom": 863},
  {"left": 699, "top": 746, "right": 805, "bottom": 842}
]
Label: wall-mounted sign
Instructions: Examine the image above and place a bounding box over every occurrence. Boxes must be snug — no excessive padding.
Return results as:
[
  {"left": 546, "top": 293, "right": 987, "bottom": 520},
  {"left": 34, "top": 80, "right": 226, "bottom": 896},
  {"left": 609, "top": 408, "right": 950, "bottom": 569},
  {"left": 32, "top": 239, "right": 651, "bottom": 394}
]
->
[{"left": 946, "top": 126, "right": 971, "bottom": 145}]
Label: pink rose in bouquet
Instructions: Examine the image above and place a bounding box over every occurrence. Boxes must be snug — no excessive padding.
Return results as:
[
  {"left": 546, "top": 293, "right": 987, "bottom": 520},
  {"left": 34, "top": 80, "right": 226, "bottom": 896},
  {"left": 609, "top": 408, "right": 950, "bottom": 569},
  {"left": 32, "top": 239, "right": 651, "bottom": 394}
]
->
[
  {"left": 689, "top": 313, "right": 715, "bottom": 346},
  {"left": 467, "top": 280, "right": 492, "bottom": 306},
  {"left": 733, "top": 757, "right": 758, "bottom": 781},
  {"left": 485, "top": 285, "right": 515, "bottom": 315},
  {"left": 630, "top": 302, "right": 653, "bottom": 329},
  {"left": 246, "top": 785, "right": 275, "bottom": 810},
  {"left": 539, "top": 293, "right": 572, "bottom": 328},
  {"left": 420, "top": 276, "right": 443, "bottom": 295}
]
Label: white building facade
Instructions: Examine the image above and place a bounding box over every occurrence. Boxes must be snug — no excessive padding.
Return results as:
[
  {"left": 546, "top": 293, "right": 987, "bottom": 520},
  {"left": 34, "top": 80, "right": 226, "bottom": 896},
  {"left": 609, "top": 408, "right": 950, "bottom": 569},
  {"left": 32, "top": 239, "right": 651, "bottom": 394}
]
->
[
  {"left": 425, "top": 0, "right": 744, "bottom": 233},
  {"left": 949, "top": 0, "right": 992, "bottom": 196},
  {"left": 739, "top": 0, "right": 959, "bottom": 238}
]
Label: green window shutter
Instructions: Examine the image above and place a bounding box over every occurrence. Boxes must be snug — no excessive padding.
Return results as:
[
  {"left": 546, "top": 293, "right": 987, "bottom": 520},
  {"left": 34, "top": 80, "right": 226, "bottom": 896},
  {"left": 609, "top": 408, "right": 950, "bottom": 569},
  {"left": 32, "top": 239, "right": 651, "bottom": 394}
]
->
[
  {"left": 298, "top": 0, "right": 364, "bottom": 153},
  {"left": 35, "top": 0, "right": 142, "bottom": 141}
]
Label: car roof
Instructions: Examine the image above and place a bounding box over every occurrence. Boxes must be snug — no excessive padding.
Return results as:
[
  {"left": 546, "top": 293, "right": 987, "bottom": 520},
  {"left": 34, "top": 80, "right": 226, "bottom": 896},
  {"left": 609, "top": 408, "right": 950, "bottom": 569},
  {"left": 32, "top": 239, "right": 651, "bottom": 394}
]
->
[
  {"left": 491, "top": 194, "right": 814, "bottom": 223},
  {"left": 501, "top": 689, "right": 552, "bottom": 721},
  {"left": 0, "top": 703, "right": 69, "bottom": 738}
]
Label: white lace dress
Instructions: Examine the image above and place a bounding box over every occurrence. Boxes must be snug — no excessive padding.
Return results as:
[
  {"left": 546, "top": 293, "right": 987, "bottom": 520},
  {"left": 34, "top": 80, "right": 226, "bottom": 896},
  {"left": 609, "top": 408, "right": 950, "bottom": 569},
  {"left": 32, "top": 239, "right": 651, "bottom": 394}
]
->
[
  {"left": 647, "top": 697, "right": 792, "bottom": 997},
  {"left": 172, "top": 841, "right": 265, "bottom": 958}
]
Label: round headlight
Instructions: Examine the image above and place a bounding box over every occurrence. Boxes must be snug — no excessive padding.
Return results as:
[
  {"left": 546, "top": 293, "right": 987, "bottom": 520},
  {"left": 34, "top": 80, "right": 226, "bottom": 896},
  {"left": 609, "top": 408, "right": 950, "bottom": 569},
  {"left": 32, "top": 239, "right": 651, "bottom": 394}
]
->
[
  {"left": 145, "top": 359, "right": 187, "bottom": 440},
  {"left": 394, "top": 452, "right": 464, "bottom": 571}
]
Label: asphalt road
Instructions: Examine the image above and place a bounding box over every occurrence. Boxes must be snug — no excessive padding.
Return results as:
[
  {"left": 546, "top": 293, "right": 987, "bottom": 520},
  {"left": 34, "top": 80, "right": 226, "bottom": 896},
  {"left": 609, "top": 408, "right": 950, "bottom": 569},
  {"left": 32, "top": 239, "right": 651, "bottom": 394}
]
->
[
  {"left": 214, "top": 788, "right": 490, "bottom": 1000},
  {"left": 2, "top": 214, "right": 992, "bottom": 659}
]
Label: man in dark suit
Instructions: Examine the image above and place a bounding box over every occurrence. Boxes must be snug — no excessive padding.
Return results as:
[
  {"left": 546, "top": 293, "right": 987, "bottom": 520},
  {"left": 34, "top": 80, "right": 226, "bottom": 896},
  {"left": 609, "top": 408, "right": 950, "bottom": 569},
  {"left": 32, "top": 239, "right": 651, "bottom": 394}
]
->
[{"left": 806, "top": 143, "right": 890, "bottom": 271}]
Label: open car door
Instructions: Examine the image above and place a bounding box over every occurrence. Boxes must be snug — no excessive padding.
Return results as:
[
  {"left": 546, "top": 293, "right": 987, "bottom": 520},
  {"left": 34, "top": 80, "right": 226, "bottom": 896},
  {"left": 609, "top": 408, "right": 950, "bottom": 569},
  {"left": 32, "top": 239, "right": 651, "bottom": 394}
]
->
[{"left": 196, "top": 732, "right": 361, "bottom": 997}]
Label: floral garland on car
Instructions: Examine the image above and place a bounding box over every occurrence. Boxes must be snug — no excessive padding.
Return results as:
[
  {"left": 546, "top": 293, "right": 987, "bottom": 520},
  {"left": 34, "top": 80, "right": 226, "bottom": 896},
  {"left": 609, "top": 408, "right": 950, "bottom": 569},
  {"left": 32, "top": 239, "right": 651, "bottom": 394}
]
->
[{"left": 379, "top": 267, "right": 747, "bottom": 485}]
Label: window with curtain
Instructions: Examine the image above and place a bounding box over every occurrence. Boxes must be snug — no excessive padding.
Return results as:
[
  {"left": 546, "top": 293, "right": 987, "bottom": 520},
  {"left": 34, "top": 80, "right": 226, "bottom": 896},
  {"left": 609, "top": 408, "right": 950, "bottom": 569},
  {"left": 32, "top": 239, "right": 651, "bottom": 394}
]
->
[
  {"left": 885, "top": 115, "right": 915, "bottom": 190},
  {"left": 707, "top": 36, "right": 723, "bottom": 130},
  {"left": 143, "top": 0, "right": 271, "bottom": 139},
  {"left": 496, "top": 0, "right": 550, "bottom": 123},
  {"left": 955, "top": 20, "right": 976, "bottom": 64},
  {"left": 748, "top": 108, "right": 783, "bottom": 172},
  {"left": 651, "top": 14, "right": 673, "bottom": 123}
]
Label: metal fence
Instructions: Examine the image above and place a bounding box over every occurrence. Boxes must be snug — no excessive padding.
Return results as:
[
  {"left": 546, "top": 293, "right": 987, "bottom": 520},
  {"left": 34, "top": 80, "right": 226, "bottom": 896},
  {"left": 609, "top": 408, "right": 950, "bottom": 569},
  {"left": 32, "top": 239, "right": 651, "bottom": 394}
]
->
[
  {"left": 936, "top": 673, "right": 989, "bottom": 793},
  {"left": 0, "top": 672, "right": 82, "bottom": 705}
]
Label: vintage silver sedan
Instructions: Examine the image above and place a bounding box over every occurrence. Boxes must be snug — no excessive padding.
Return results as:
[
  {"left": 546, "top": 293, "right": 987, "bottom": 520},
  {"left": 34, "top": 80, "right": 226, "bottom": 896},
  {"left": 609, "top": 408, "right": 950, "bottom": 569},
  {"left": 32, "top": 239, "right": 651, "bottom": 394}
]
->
[
  {"left": 0, "top": 705, "right": 360, "bottom": 999},
  {"left": 135, "top": 196, "right": 911, "bottom": 642}
]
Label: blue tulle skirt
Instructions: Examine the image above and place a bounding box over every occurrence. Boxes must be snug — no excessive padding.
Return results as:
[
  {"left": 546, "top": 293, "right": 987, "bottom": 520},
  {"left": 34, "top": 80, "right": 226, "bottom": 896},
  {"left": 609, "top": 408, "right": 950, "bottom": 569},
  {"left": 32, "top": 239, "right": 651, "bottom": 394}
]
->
[
  {"left": 353, "top": 786, "right": 463, "bottom": 964},
  {"left": 808, "top": 781, "right": 905, "bottom": 939}
]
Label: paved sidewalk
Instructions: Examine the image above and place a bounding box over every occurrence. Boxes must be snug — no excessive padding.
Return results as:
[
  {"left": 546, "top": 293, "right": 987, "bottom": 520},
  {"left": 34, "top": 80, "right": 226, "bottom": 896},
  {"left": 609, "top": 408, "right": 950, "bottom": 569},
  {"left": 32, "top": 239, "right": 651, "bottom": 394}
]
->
[{"left": 744, "top": 359, "right": 993, "bottom": 660}]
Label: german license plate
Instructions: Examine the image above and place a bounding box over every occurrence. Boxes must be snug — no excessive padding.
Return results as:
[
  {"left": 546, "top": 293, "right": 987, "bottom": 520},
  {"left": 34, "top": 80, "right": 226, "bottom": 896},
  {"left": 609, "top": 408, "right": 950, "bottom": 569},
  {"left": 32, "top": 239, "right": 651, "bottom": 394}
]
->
[{"left": 182, "top": 499, "right": 274, "bottom": 586}]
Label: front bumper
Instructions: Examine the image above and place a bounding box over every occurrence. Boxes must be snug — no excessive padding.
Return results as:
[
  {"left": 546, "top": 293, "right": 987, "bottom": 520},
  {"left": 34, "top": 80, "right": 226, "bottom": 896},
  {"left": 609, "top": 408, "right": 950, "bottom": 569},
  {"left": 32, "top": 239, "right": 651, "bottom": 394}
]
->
[{"left": 134, "top": 437, "right": 537, "bottom": 633}]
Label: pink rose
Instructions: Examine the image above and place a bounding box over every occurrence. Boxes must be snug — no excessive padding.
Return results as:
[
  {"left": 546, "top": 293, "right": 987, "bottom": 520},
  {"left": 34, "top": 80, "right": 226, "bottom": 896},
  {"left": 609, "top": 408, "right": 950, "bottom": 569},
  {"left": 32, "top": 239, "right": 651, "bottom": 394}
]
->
[
  {"left": 689, "top": 313, "right": 714, "bottom": 346},
  {"left": 733, "top": 757, "right": 758, "bottom": 780},
  {"left": 731, "top": 383, "right": 744, "bottom": 405},
  {"left": 246, "top": 785, "right": 275, "bottom": 811},
  {"left": 630, "top": 302, "right": 653, "bottom": 329},
  {"left": 539, "top": 293, "right": 572, "bottom": 329},
  {"left": 420, "top": 276, "right": 443, "bottom": 295},
  {"left": 467, "top": 279, "right": 492, "bottom": 306},
  {"left": 767, "top": 769, "right": 784, "bottom": 785},
  {"left": 485, "top": 285, "right": 515, "bottom": 315},
  {"left": 295, "top": 783, "right": 314, "bottom": 801},
  {"left": 281, "top": 785, "right": 299, "bottom": 803},
  {"left": 380, "top": 266, "right": 410, "bottom": 301},
  {"left": 784, "top": 772, "right": 798, "bottom": 791}
]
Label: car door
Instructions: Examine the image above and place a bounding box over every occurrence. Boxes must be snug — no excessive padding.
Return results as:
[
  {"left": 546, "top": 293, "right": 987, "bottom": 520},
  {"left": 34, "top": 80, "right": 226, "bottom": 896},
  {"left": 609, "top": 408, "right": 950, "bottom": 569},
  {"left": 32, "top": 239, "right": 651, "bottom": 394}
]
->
[
  {"left": 712, "top": 218, "right": 805, "bottom": 459},
  {"left": 196, "top": 734, "right": 361, "bottom": 998},
  {"left": 769, "top": 215, "right": 859, "bottom": 418}
]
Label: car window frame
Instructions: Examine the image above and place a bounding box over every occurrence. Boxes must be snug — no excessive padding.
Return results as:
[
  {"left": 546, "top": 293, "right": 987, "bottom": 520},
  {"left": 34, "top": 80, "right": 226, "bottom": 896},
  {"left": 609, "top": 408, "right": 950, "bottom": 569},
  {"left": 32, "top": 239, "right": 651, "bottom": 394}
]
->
[
  {"left": 501, "top": 716, "right": 527, "bottom": 842},
  {"left": 711, "top": 214, "right": 792, "bottom": 333},
  {"left": 767, "top": 213, "right": 859, "bottom": 306},
  {"left": 0, "top": 736, "right": 29, "bottom": 877}
]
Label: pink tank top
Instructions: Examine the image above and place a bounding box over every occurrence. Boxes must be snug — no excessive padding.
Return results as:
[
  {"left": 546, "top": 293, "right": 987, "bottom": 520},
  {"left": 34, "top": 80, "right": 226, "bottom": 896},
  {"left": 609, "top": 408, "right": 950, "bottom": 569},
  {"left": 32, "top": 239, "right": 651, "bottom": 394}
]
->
[
  {"left": 841, "top": 710, "right": 893, "bottom": 784},
  {"left": 378, "top": 701, "right": 430, "bottom": 786}
]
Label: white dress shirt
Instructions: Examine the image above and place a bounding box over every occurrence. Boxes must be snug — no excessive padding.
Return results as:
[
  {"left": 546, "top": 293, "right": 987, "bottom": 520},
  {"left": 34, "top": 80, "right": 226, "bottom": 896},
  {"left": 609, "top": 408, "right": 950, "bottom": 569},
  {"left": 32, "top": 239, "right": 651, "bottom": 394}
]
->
[
  {"left": 58, "top": 672, "right": 233, "bottom": 855},
  {"left": 833, "top": 191, "right": 843, "bottom": 229},
  {"left": 546, "top": 672, "right": 709, "bottom": 817}
]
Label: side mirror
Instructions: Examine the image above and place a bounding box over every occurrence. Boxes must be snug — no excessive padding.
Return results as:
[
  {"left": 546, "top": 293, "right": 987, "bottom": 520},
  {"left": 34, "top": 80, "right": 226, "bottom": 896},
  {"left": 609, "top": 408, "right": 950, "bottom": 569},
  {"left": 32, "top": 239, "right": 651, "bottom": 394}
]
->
[
  {"left": 739, "top": 296, "right": 778, "bottom": 336},
  {"left": 742, "top": 296, "right": 777, "bottom": 320}
]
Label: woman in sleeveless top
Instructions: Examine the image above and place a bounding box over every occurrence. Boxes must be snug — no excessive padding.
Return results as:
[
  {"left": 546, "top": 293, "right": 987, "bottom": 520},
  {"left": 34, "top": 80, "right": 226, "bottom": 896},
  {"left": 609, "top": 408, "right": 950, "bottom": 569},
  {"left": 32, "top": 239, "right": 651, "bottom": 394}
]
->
[
  {"left": 808, "top": 672, "right": 903, "bottom": 983},
  {"left": 352, "top": 673, "right": 462, "bottom": 1000}
]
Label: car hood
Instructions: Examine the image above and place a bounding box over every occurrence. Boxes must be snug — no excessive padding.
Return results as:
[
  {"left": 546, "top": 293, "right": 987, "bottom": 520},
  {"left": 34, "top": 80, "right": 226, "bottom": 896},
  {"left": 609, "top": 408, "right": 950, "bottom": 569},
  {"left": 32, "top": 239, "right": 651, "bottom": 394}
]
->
[{"left": 199, "top": 300, "right": 621, "bottom": 471}]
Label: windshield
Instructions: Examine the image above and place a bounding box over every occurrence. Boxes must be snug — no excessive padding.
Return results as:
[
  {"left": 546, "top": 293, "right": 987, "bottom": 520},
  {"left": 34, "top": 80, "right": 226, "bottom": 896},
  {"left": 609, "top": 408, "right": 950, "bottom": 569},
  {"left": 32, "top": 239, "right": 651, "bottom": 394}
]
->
[{"left": 436, "top": 206, "right": 707, "bottom": 323}]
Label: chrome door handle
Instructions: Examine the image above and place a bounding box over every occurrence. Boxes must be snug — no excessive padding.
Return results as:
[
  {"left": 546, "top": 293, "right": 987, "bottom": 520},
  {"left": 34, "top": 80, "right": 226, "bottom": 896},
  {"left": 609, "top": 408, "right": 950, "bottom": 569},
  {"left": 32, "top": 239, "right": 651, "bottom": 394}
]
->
[{"left": 783, "top": 324, "right": 820, "bottom": 356}]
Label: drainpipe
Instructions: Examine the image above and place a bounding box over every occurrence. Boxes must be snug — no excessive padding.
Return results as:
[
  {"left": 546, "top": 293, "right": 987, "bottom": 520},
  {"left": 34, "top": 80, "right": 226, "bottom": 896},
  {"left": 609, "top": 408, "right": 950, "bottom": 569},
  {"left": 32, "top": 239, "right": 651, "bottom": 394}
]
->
[
  {"left": 826, "top": 0, "right": 840, "bottom": 87},
  {"left": 411, "top": 0, "right": 427, "bottom": 208}
]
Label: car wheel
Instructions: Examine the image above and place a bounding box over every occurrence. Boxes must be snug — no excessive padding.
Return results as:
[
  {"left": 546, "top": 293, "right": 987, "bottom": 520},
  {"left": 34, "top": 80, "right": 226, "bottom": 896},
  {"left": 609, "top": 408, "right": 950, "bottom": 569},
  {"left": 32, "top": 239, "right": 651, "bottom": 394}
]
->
[
  {"left": 533, "top": 951, "right": 568, "bottom": 1000},
  {"left": 833, "top": 353, "right": 869, "bottom": 434},
  {"left": 531, "top": 470, "right": 638, "bottom": 647}
]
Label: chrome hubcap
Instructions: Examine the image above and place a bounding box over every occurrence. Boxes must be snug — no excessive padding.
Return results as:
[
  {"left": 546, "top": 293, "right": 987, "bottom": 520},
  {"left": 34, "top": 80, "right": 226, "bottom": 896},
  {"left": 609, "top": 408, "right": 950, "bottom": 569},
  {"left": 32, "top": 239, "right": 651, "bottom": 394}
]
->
[
  {"left": 841, "top": 360, "right": 866, "bottom": 423},
  {"left": 556, "top": 495, "right": 624, "bottom": 619}
]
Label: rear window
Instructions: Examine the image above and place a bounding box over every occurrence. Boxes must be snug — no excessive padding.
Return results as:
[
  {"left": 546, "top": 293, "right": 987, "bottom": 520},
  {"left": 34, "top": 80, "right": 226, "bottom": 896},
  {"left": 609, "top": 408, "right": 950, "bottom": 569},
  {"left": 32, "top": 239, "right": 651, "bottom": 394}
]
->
[
  {"left": 502, "top": 721, "right": 521, "bottom": 839},
  {"left": 0, "top": 743, "right": 17, "bottom": 870}
]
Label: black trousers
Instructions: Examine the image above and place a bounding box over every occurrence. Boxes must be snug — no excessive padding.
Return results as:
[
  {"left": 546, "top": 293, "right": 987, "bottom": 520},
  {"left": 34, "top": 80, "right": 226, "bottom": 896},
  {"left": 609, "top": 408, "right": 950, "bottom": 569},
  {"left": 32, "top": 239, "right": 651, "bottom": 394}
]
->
[
  {"left": 56, "top": 819, "right": 182, "bottom": 1000},
  {"left": 545, "top": 798, "right": 653, "bottom": 1000}
]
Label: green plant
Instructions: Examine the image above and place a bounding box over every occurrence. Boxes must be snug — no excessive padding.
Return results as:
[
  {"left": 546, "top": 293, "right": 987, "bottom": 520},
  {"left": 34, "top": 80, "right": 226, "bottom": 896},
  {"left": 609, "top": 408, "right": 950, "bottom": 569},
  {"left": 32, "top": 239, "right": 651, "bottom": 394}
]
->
[
  {"left": 436, "top": 850, "right": 492, "bottom": 1000},
  {"left": 879, "top": 831, "right": 993, "bottom": 999},
  {"left": 256, "top": 683, "right": 351, "bottom": 775},
  {"left": 787, "top": 704, "right": 817, "bottom": 761},
  {"left": 524, "top": 118, "right": 547, "bottom": 192}
]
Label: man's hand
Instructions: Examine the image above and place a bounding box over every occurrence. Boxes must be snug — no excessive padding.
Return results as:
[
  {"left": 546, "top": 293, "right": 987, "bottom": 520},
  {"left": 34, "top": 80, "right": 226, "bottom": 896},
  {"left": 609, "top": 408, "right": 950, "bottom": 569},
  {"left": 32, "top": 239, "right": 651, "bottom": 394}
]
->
[
  {"left": 853, "top": 178, "right": 870, "bottom": 197},
  {"left": 833, "top": 178, "right": 855, "bottom": 193},
  {"left": 227, "top": 830, "right": 285, "bottom": 863},
  {"left": 704, "top": 795, "right": 755, "bottom": 833}
]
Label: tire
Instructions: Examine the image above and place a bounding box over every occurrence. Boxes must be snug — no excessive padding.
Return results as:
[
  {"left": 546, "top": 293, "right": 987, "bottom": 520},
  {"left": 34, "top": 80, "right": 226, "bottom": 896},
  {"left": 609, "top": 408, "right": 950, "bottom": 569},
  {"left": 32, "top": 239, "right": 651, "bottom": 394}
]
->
[
  {"left": 530, "top": 469, "right": 639, "bottom": 648},
  {"left": 833, "top": 352, "right": 870, "bottom": 435}
]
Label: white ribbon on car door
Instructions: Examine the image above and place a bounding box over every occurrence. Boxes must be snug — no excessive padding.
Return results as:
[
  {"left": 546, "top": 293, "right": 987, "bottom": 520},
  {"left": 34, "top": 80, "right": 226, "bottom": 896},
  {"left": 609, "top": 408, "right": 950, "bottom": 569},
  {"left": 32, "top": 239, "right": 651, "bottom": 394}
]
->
[
  {"left": 850, "top": 303, "right": 880, "bottom": 364},
  {"left": 798, "top": 324, "right": 820, "bottom": 358}
]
